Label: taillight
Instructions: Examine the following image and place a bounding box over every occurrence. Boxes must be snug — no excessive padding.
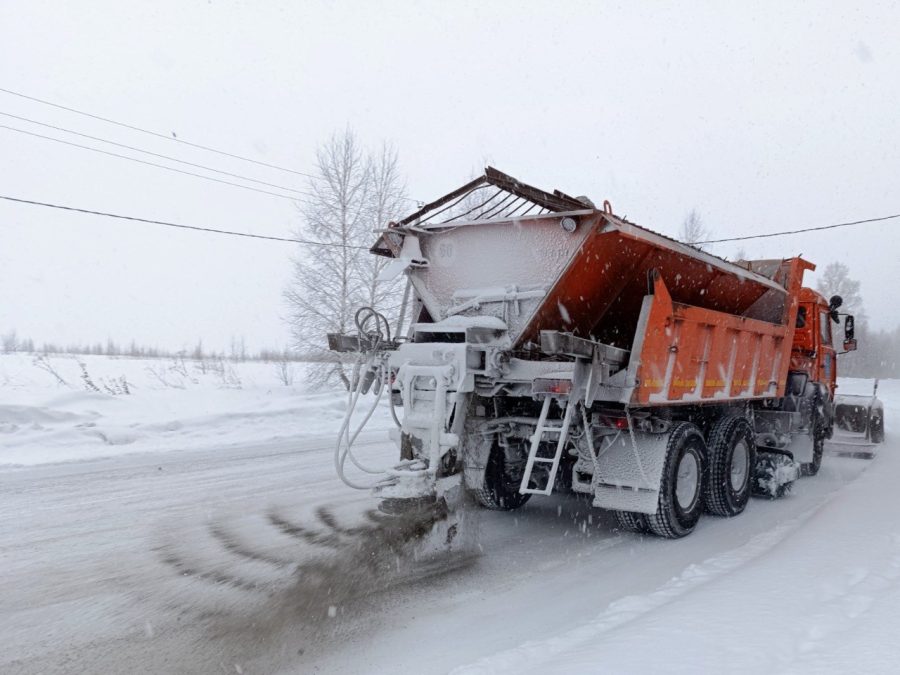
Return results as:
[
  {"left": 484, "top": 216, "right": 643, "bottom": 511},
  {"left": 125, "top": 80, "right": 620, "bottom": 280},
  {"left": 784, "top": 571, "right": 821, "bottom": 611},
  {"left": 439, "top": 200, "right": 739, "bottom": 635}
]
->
[
  {"left": 595, "top": 413, "right": 630, "bottom": 430},
  {"left": 532, "top": 378, "right": 572, "bottom": 396}
]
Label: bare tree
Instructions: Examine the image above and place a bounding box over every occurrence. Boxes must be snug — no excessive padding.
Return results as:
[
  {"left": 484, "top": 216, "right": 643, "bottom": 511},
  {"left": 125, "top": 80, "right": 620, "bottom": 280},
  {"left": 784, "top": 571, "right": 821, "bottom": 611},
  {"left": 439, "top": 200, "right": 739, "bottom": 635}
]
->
[
  {"left": 816, "top": 261, "right": 865, "bottom": 319},
  {"left": 2, "top": 330, "right": 18, "bottom": 354},
  {"left": 361, "top": 142, "right": 408, "bottom": 324},
  {"left": 816, "top": 261, "right": 872, "bottom": 370},
  {"left": 678, "top": 210, "right": 713, "bottom": 250},
  {"left": 229, "top": 336, "right": 247, "bottom": 362},
  {"left": 285, "top": 132, "right": 408, "bottom": 386},
  {"left": 274, "top": 357, "right": 295, "bottom": 386}
]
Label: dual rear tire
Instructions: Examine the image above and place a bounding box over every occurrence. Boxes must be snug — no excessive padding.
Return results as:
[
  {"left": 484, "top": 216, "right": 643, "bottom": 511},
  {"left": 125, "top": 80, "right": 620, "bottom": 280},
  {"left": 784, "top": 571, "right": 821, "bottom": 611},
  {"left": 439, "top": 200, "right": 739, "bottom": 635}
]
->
[
  {"left": 617, "top": 416, "right": 755, "bottom": 539},
  {"left": 480, "top": 413, "right": 757, "bottom": 539},
  {"left": 704, "top": 415, "right": 755, "bottom": 517},
  {"left": 645, "top": 422, "right": 707, "bottom": 538}
]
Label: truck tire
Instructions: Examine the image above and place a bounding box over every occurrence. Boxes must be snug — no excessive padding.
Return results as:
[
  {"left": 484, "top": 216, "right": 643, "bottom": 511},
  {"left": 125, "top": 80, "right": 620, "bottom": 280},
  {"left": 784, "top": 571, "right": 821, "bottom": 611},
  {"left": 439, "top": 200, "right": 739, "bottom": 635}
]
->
[
  {"left": 870, "top": 412, "right": 885, "bottom": 444},
  {"left": 703, "top": 415, "right": 755, "bottom": 517},
  {"left": 647, "top": 422, "right": 706, "bottom": 539},
  {"left": 801, "top": 436, "right": 825, "bottom": 476},
  {"left": 474, "top": 442, "right": 531, "bottom": 511},
  {"left": 615, "top": 510, "right": 650, "bottom": 534},
  {"left": 801, "top": 389, "right": 827, "bottom": 476}
]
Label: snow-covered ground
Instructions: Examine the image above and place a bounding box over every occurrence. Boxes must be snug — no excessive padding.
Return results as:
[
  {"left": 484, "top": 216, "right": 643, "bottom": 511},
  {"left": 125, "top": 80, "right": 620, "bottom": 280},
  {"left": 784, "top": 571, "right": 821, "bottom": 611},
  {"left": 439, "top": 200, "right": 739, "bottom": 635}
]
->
[
  {"left": 0, "top": 353, "right": 393, "bottom": 466},
  {"left": 0, "top": 353, "right": 897, "bottom": 673}
]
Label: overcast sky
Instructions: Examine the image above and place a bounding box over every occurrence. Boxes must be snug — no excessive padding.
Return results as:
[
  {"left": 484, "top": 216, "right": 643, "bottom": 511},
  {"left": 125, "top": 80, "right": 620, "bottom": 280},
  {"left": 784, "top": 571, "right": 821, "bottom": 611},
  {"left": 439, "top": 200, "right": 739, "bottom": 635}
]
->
[{"left": 1, "top": 1, "right": 898, "bottom": 352}]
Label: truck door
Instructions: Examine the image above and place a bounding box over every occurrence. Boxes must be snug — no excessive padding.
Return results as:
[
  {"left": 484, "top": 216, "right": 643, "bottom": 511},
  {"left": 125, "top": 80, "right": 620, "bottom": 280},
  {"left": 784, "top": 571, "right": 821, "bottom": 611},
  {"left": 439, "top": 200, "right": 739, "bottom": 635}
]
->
[{"left": 817, "top": 307, "right": 836, "bottom": 394}]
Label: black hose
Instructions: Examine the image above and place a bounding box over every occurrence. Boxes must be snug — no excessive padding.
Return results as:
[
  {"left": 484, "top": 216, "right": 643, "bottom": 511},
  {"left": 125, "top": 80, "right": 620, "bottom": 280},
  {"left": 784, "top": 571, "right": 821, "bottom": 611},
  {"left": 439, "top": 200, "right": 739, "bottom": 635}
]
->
[{"left": 354, "top": 306, "right": 391, "bottom": 346}]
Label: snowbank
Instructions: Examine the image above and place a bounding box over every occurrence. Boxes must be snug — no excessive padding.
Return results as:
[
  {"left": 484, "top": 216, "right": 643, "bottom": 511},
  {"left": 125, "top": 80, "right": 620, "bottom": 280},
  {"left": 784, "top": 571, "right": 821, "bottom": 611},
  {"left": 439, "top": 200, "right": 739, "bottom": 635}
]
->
[{"left": 0, "top": 353, "right": 392, "bottom": 466}]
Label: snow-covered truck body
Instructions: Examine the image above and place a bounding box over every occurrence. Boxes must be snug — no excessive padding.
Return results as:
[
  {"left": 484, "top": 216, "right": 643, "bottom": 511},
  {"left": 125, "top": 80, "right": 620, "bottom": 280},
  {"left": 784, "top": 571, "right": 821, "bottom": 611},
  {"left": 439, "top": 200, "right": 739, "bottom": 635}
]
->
[{"left": 330, "top": 168, "right": 867, "bottom": 540}]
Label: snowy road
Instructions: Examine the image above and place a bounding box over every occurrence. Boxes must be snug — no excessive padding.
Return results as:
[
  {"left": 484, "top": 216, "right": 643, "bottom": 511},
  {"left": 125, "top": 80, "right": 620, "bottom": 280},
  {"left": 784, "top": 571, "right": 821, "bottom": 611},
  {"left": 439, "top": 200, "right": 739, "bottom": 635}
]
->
[
  {"left": 0, "top": 431, "right": 396, "bottom": 673},
  {"left": 2, "top": 386, "right": 898, "bottom": 674}
]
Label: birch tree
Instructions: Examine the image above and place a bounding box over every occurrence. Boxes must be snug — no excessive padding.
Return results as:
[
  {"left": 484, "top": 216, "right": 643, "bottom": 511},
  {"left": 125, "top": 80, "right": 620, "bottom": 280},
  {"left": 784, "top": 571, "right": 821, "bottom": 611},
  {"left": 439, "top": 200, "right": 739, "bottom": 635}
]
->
[
  {"left": 362, "top": 142, "right": 407, "bottom": 321},
  {"left": 816, "top": 261, "right": 869, "bottom": 373},
  {"left": 284, "top": 130, "right": 407, "bottom": 386},
  {"left": 816, "top": 261, "right": 865, "bottom": 318},
  {"left": 678, "top": 209, "right": 713, "bottom": 250}
]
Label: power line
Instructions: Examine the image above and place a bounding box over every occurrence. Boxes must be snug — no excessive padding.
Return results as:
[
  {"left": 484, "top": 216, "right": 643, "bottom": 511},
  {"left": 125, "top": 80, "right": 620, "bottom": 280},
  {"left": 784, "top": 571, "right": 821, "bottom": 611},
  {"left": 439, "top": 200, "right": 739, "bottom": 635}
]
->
[
  {"left": 694, "top": 213, "right": 900, "bottom": 244},
  {"left": 5, "top": 191, "right": 893, "bottom": 252},
  {"left": 0, "top": 86, "right": 421, "bottom": 203},
  {"left": 0, "top": 124, "right": 304, "bottom": 202},
  {"left": 0, "top": 110, "right": 315, "bottom": 197},
  {"left": 0, "top": 195, "right": 370, "bottom": 249},
  {"left": 0, "top": 86, "right": 318, "bottom": 179}
]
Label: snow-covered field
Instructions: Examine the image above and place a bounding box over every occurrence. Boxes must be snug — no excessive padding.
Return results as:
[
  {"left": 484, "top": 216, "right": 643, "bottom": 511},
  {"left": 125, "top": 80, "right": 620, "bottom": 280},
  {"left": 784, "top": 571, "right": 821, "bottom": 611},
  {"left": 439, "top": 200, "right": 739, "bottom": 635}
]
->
[
  {"left": 0, "top": 353, "right": 394, "bottom": 466},
  {"left": 1, "top": 353, "right": 897, "bottom": 674}
]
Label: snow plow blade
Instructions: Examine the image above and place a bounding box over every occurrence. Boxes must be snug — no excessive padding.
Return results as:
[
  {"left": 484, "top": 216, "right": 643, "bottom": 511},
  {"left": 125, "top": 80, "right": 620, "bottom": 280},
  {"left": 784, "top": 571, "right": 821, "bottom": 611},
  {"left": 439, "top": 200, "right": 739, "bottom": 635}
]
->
[{"left": 827, "top": 381, "right": 885, "bottom": 458}]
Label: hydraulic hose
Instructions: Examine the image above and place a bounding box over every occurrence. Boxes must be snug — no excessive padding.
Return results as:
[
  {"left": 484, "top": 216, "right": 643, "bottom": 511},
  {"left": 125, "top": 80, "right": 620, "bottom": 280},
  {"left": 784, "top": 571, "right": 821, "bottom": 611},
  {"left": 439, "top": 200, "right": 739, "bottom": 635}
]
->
[
  {"left": 334, "top": 354, "right": 393, "bottom": 490},
  {"left": 333, "top": 305, "right": 401, "bottom": 490}
]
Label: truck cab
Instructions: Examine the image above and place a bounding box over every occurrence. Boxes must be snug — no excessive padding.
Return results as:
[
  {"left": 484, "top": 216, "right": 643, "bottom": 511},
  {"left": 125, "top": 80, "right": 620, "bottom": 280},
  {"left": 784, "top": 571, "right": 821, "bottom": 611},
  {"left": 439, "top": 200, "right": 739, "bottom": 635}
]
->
[{"left": 791, "top": 288, "right": 839, "bottom": 396}]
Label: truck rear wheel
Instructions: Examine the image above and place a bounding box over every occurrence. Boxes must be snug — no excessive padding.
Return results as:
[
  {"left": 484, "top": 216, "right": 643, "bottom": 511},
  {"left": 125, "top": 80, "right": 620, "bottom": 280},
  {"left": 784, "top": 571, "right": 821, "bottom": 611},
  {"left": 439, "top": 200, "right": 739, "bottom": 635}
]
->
[
  {"left": 703, "top": 415, "right": 755, "bottom": 517},
  {"left": 615, "top": 510, "right": 650, "bottom": 534},
  {"left": 474, "top": 442, "right": 531, "bottom": 511},
  {"left": 647, "top": 422, "right": 706, "bottom": 539}
]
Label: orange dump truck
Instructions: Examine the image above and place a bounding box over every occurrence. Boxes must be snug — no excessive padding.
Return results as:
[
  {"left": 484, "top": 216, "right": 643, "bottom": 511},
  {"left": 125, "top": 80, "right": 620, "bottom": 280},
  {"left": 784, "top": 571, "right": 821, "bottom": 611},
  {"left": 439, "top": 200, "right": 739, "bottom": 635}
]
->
[{"left": 330, "top": 168, "right": 861, "bottom": 540}]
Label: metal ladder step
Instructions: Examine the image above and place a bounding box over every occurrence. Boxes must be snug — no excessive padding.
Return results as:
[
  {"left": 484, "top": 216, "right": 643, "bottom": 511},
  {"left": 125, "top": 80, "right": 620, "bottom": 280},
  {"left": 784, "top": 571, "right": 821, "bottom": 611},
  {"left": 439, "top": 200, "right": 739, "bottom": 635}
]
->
[{"left": 518, "top": 397, "right": 576, "bottom": 497}]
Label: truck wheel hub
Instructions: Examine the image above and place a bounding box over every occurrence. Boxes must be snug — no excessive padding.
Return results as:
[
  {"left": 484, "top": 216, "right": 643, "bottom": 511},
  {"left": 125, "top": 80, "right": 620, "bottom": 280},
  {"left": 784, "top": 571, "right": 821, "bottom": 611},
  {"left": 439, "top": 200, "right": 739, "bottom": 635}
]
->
[
  {"left": 731, "top": 440, "right": 750, "bottom": 492},
  {"left": 675, "top": 452, "right": 700, "bottom": 510}
]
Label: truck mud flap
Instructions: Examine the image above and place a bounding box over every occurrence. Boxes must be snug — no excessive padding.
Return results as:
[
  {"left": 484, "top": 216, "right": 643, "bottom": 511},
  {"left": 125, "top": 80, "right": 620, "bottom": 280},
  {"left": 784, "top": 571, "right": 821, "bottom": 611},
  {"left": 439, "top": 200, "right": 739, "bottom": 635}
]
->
[
  {"left": 591, "top": 431, "right": 669, "bottom": 515},
  {"left": 784, "top": 432, "right": 815, "bottom": 465}
]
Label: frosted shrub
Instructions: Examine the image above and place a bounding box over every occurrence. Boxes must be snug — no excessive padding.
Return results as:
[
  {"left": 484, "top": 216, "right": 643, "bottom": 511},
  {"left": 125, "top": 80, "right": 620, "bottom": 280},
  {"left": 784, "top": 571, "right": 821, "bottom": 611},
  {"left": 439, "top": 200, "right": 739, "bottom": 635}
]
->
[
  {"left": 33, "top": 354, "right": 68, "bottom": 386},
  {"left": 78, "top": 362, "right": 101, "bottom": 393}
]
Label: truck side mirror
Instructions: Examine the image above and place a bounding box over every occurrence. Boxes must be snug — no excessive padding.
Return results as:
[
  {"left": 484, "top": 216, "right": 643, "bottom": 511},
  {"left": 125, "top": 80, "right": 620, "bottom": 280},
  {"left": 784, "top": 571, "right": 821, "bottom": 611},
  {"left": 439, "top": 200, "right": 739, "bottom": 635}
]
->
[
  {"left": 829, "top": 295, "right": 843, "bottom": 322},
  {"left": 842, "top": 315, "right": 857, "bottom": 352}
]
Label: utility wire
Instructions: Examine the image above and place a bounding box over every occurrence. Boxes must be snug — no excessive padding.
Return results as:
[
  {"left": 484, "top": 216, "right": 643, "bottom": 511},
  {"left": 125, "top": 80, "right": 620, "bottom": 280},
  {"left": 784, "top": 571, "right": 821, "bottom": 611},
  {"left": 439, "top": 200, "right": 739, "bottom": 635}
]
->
[
  {"left": 0, "top": 86, "right": 318, "bottom": 179},
  {"left": 694, "top": 213, "right": 900, "bottom": 244},
  {"left": 0, "top": 110, "right": 315, "bottom": 197},
  {"left": 0, "top": 195, "right": 369, "bottom": 249},
  {"left": 0, "top": 86, "right": 421, "bottom": 202},
  {"left": 3, "top": 191, "right": 894, "bottom": 251},
  {"left": 0, "top": 124, "right": 305, "bottom": 202}
]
